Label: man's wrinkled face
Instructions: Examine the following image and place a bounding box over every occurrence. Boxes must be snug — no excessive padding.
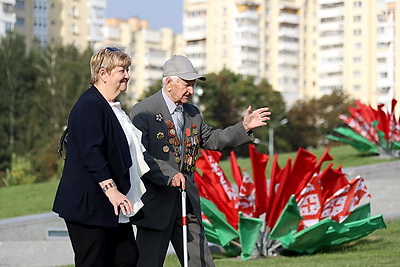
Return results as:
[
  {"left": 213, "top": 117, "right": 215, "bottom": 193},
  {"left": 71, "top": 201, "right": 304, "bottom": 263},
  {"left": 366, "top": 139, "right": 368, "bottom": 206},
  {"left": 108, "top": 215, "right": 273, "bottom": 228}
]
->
[{"left": 166, "top": 77, "right": 196, "bottom": 105}]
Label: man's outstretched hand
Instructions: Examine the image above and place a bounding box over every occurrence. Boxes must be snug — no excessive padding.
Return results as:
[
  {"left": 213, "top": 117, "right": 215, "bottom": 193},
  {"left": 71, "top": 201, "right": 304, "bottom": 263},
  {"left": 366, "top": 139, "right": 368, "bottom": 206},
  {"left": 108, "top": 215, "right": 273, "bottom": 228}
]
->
[{"left": 243, "top": 106, "right": 271, "bottom": 132}]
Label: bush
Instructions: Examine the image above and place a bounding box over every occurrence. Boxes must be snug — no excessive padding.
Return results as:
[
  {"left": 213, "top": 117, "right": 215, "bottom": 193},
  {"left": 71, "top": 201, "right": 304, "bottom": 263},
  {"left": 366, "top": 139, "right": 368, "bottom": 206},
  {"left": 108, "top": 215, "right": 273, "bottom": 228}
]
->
[{"left": 3, "top": 154, "right": 37, "bottom": 186}]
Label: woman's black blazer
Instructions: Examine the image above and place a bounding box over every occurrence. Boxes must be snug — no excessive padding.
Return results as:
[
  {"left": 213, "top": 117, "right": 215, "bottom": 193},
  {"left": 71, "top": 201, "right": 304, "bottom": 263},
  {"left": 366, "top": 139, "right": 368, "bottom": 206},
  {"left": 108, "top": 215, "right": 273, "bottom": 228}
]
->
[{"left": 53, "top": 86, "right": 132, "bottom": 227}]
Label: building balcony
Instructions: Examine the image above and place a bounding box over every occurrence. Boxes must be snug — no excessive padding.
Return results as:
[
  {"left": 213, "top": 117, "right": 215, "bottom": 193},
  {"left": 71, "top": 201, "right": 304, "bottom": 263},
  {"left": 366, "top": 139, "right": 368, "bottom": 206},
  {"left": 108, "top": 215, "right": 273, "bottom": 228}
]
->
[
  {"left": 235, "top": 38, "right": 259, "bottom": 48},
  {"left": 184, "top": 44, "right": 207, "bottom": 54},
  {"left": 318, "top": 62, "right": 343, "bottom": 73},
  {"left": 318, "top": 21, "right": 343, "bottom": 32},
  {"left": 376, "top": 78, "right": 394, "bottom": 89},
  {"left": 88, "top": 0, "right": 106, "bottom": 9},
  {"left": 318, "top": 8, "right": 344, "bottom": 19},
  {"left": 278, "top": 14, "right": 299, "bottom": 25},
  {"left": 143, "top": 29, "right": 163, "bottom": 43},
  {"left": 318, "top": 75, "right": 344, "bottom": 86},
  {"left": 278, "top": 56, "right": 299, "bottom": 65},
  {"left": 278, "top": 27, "right": 299, "bottom": 38},
  {"left": 278, "top": 42, "right": 299, "bottom": 52},
  {"left": 318, "top": 0, "right": 344, "bottom": 5},
  {"left": 318, "top": 36, "right": 343, "bottom": 46},
  {"left": 278, "top": 68, "right": 298, "bottom": 78},
  {"left": 184, "top": 31, "right": 207, "bottom": 41}
]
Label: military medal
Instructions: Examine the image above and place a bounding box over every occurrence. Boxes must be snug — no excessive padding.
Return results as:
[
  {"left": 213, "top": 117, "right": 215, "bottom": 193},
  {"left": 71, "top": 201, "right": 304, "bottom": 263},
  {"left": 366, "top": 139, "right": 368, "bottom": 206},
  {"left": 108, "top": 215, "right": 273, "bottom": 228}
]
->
[
  {"left": 163, "top": 145, "right": 170, "bottom": 153},
  {"left": 175, "top": 157, "right": 181, "bottom": 163},
  {"left": 156, "top": 132, "right": 164, "bottom": 139},
  {"left": 169, "top": 128, "right": 176, "bottom": 137}
]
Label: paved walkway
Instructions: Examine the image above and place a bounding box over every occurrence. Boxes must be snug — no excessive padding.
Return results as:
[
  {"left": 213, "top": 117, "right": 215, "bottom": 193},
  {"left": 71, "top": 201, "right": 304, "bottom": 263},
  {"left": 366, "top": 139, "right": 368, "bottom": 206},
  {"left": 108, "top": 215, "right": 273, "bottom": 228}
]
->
[{"left": 0, "top": 160, "right": 399, "bottom": 267}]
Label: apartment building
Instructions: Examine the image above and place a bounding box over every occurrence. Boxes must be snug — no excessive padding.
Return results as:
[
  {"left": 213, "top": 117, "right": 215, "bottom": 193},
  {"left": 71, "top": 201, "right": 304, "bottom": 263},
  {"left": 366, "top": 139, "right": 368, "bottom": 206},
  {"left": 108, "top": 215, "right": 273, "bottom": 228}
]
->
[
  {"left": 49, "top": 0, "right": 106, "bottom": 51},
  {"left": 183, "top": 0, "right": 300, "bottom": 106},
  {"left": 184, "top": 0, "right": 262, "bottom": 81},
  {"left": 13, "top": 0, "right": 47, "bottom": 49},
  {"left": 100, "top": 17, "right": 183, "bottom": 103},
  {"left": 11, "top": 0, "right": 106, "bottom": 50},
  {"left": 183, "top": 0, "right": 399, "bottom": 111},
  {"left": 302, "top": 0, "right": 399, "bottom": 110},
  {"left": 261, "top": 0, "right": 300, "bottom": 106},
  {"left": 0, "top": 0, "right": 15, "bottom": 37}
]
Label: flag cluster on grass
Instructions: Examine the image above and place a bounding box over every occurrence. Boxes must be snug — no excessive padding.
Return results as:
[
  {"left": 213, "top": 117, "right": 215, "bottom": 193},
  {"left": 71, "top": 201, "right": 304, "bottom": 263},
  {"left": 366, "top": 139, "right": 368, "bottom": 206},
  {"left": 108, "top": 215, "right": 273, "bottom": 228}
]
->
[
  {"left": 327, "top": 99, "right": 400, "bottom": 157},
  {"left": 194, "top": 145, "right": 386, "bottom": 260}
]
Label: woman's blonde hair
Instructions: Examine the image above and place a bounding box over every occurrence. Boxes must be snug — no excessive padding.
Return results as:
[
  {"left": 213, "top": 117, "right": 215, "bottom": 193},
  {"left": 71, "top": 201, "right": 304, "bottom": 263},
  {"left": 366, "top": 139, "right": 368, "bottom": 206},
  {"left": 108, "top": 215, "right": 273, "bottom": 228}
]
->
[{"left": 90, "top": 47, "right": 132, "bottom": 84}]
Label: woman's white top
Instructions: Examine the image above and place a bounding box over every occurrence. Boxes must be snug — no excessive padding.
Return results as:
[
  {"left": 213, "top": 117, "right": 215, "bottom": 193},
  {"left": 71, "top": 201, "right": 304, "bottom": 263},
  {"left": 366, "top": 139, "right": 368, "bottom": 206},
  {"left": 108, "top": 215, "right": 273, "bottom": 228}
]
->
[{"left": 109, "top": 101, "right": 149, "bottom": 223}]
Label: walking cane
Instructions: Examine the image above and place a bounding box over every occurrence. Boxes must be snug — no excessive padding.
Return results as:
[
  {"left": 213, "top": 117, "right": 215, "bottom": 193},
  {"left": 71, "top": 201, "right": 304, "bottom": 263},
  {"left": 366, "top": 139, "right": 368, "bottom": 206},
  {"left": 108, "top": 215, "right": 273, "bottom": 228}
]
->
[{"left": 181, "top": 189, "right": 188, "bottom": 267}]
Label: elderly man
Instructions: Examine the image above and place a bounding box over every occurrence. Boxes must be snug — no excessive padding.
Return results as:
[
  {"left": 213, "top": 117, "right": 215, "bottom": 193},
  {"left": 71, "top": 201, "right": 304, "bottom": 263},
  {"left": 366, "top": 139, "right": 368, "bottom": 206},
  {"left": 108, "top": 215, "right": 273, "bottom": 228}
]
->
[{"left": 130, "top": 55, "right": 271, "bottom": 266}]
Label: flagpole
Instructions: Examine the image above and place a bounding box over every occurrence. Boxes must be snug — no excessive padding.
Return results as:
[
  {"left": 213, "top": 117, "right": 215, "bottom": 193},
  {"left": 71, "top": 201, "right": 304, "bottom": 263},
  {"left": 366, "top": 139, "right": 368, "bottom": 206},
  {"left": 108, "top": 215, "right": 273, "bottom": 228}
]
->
[{"left": 181, "top": 189, "right": 188, "bottom": 267}]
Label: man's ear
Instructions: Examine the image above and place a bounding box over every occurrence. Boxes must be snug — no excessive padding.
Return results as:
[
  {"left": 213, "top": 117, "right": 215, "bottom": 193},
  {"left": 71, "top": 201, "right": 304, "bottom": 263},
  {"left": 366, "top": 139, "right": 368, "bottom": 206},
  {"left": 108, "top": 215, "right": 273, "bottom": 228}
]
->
[{"left": 165, "top": 77, "right": 173, "bottom": 91}]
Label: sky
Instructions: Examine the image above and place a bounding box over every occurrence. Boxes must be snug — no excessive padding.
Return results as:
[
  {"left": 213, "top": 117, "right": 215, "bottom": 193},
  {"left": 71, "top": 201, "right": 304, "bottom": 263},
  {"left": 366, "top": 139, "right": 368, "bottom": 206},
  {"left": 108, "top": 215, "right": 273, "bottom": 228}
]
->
[{"left": 105, "top": 0, "right": 183, "bottom": 33}]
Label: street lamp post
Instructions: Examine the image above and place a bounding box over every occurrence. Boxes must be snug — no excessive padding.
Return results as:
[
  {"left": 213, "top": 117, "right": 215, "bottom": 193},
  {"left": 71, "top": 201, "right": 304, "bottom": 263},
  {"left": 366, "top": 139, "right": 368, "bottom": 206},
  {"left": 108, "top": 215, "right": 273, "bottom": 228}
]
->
[{"left": 268, "top": 118, "right": 288, "bottom": 157}]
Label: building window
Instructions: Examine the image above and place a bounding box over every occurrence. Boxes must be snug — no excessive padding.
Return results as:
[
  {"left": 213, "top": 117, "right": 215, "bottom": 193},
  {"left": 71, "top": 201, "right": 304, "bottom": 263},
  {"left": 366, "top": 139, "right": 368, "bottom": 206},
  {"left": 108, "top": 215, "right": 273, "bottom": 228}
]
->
[
  {"left": 353, "top": 57, "right": 361, "bottom": 63},
  {"left": 377, "top": 57, "right": 386, "bottom": 64},
  {"left": 71, "top": 6, "right": 79, "bottom": 18},
  {"left": 353, "top": 29, "right": 362, "bottom": 35},
  {"left": 379, "top": 72, "right": 388, "bottom": 78},
  {"left": 16, "top": 18, "right": 25, "bottom": 27},
  {"left": 353, "top": 85, "right": 361, "bottom": 91},
  {"left": 354, "top": 1, "right": 362, "bottom": 8},
  {"left": 354, "top": 43, "right": 361, "bottom": 49},
  {"left": 71, "top": 24, "right": 79, "bottom": 35},
  {"left": 16, "top": 0, "right": 25, "bottom": 9},
  {"left": 5, "top": 22, "right": 13, "bottom": 31},
  {"left": 353, "top": 71, "right": 361, "bottom": 77},
  {"left": 353, "top": 15, "right": 361, "bottom": 22}
]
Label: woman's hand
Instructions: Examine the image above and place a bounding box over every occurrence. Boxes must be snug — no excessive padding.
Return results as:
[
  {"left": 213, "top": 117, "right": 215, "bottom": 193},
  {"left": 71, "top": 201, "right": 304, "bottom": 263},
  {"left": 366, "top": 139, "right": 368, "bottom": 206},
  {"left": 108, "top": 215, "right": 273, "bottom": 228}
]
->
[
  {"left": 100, "top": 179, "right": 133, "bottom": 216},
  {"left": 105, "top": 188, "right": 133, "bottom": 216}
]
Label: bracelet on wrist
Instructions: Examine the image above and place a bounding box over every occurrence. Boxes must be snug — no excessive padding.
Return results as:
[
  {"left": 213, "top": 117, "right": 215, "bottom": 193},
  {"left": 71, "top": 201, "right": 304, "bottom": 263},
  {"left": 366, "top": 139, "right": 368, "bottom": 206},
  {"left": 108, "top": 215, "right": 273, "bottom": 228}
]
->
[{"left": 102, "top": 181, "right": 116, "bottom": 193}]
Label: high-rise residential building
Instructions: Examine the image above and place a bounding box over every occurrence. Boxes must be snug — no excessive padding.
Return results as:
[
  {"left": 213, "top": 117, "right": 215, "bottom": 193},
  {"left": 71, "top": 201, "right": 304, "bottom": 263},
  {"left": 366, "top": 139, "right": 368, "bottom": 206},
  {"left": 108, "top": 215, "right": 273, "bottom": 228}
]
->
[
  {"left": 14, "top": 0, "right": 48, "bottom": 49},
  {"left": 183, "top": 0, "right": 207, "bottom": 75},
  {"left": 184, "top": 0, "right": 399, "bottom": 112},
  {"left": 261, "top": 0, "right": 300, "bottom": 106},
  {"left": 101, "top": 17, "right": 183, "bottom": 103},
  {"left": 301, "top": 0, "right": 399, "bottom": 110},
  {"left": 0, "top": 0, "right": 15, "bottom": 37},
  {"left": 184, "top": 0, "right": 262, "bottom": 80},
  {"left": 48, "top": 0, "right": 106, "bottom": 50},
  {"left": 11, "top": 0, "right": 106, "bottom": 51},
  {"left": 183, "top": 0, "right": 300, "bottom": 105}
]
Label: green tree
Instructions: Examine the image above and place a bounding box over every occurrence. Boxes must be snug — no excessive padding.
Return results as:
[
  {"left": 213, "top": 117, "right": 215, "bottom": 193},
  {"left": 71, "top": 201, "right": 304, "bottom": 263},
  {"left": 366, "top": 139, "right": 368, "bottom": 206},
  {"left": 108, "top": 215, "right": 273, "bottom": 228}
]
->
[
  {"left": 137, "top": 70, "right": 287, "bottom": 157},
  {"left": 0, "top": 32, "right": 36, "bottom": 172},
  {"left": 27, "top": 45, "right": 92, "bottom": 180},
  {"left": 284, "top": 89, "right": 354, "bottom": 150},
  {"left": 199, "top": 70, "right": 287, "bottom": 156}
]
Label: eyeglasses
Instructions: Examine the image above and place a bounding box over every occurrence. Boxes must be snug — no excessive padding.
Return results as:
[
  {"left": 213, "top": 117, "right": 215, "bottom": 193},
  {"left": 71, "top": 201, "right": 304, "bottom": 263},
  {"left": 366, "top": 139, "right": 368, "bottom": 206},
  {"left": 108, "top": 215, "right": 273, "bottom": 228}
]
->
[
  {"left": 105, "top": 46, "right": 121, "bottom": 52},
  {"left": 99, "top": 47, "right": 122, "bottom": 69}
]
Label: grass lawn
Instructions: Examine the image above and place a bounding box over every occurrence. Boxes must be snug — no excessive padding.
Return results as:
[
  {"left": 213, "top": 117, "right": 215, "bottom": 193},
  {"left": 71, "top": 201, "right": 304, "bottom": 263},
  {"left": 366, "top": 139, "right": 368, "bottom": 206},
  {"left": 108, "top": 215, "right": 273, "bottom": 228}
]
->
[{"left": 162, "top": 218, "right": 400, "bottom": 267}]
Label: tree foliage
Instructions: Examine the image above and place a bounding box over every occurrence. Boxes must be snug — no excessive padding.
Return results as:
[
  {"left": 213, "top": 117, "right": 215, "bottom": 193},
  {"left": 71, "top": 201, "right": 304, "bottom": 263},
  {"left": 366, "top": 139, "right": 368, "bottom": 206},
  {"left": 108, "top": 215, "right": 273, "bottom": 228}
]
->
[
  {"left": 0, "top": 32, "right": 92, "bottom": 183},
  {"left": 0, "top": 32, "right": 36, "bottom": 172},
  {"left": 284, "top": 89, "right": 354, "bottom": 150},
  {"left": 139, "top": 69, "right": 287, "bottom": 157}
]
